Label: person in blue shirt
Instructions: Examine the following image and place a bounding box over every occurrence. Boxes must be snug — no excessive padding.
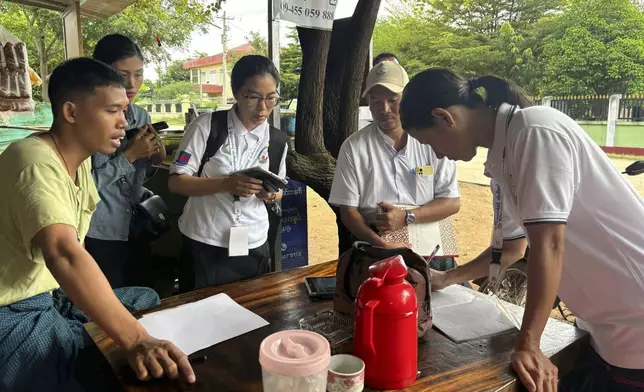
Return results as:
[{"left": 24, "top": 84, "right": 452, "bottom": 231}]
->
[{"left": 86, "top": 34, "right": 166, "bottom": 288}]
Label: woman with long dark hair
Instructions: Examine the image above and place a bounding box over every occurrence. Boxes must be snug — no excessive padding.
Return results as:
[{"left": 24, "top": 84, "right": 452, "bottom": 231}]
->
[
  {"left": 400, "top": 68, "right": 644, "bottom": 391},
  {"left": 86, "top": 34, "right": 166, "bottom": 289},
  {"left": 168, "top": 55, "right": 287, "bottom": 292}
]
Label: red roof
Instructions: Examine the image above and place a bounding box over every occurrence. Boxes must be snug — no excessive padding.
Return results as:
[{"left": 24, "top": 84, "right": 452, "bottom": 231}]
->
[
  {"left": 183, "top": 43, "right": 254, "bottom": 69},
  {"left": 201, "top": 84, "right": 223, "bottom": 94}
]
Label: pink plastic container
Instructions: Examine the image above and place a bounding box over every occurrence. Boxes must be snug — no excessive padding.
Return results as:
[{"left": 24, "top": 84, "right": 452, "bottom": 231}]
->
[{"left": 259, "top": 330, "right": 331, "bottom": 392}]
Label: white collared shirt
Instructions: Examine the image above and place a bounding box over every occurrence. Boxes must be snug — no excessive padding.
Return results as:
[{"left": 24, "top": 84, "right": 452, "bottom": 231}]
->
[
  {"left": 329, "top": 123, "right": 459, "bottom": 224},
  {"left": 170, "top": 109, "right": 287, "bottom": 249},
  {"left": 486, "top": 102, "right": 644, "bottom": 369}
]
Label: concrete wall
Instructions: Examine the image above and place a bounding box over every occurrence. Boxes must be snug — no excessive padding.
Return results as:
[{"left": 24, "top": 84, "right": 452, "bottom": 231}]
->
[{"left": 577, "top": 121, "right": 644, "bottom": 147}]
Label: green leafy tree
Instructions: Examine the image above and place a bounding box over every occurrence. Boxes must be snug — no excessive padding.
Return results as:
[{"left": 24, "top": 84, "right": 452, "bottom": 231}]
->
[
  {"left": 243, "top": 28, "right": 302, "bottom": 103},
  {"left": 406, "top": 0, "right": 563, "bottom": 35},
  {"left": 0, "top": 0, "right": 226, "bottom": 101},
  {"left": 161, "top": 59, "right": 191, "bottom": 84},
  {"left": 246, "top": 31, "right": 268, "bottom": 56},
  {"left": 153, "top": 81, "right": 199, "bottom": 100},
  {"left": 536, "top": 0, "right": 644, "bottom": 95},
  {"left": 373, "top": 10, "right": 498, "bottom": 77},
  {"left": 81, "top": 0, "right": 219, "bottom": 64},
  {"left": 280, "top": 28, "right": 303, "bottom": 104},
  {"left": 0, "top": 3, "right": 64, "bottom": 101}
]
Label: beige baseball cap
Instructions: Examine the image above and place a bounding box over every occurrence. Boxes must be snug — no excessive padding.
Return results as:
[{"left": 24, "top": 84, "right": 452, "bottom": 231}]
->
[{"left": 362, "top": 60, "right": 410, "bottom": 98}]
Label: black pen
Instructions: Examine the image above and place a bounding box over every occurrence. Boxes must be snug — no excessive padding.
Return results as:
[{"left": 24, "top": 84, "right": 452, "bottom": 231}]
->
[{"left": 189, "top": 355, "right": 208, "bottom": 364}]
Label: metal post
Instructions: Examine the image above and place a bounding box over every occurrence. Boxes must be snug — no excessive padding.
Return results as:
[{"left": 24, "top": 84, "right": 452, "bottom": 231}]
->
[
  {"left": 199, "top": 69, "right": 203, "bottom": 106},
  {"left": 221, "top": 10, "right": 229, "bottom": 104},
  {"left": 267, "top": 0, "right": 281, "bottom": 130},
  {"left": 267, "top": 0, "right": 282, "bottom": 271}
]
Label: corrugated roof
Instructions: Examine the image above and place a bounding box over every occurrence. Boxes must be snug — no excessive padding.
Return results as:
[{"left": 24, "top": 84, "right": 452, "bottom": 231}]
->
[{"left": 183, "top": 43, "right": 254, "bottom": 70}]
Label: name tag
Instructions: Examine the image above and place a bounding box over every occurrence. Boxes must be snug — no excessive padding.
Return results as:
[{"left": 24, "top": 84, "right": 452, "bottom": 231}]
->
[
  {"left": 229, "top": 226, "right": 249, "bottom": 257},
  {"left": 415, "top": 165, "right": 433, "bottom": 176}
]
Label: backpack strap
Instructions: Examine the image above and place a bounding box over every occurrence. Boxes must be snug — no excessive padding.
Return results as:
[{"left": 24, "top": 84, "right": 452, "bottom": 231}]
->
[
  {"left": 268, "top": 126, "right": 287, "bottom": 175},
  {"left": 197, "top": 110, "right": 229, "bottom": 177}
]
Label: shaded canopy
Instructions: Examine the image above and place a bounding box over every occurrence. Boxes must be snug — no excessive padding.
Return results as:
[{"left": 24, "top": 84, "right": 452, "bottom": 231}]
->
[{"left": 4, "top": 0, "right": 136, "bottom": 19}]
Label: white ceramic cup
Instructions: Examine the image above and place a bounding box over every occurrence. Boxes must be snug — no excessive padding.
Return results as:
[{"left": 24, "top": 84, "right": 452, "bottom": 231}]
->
[{"left": 327, "top": 354, "right": 365, "bottom": 392}]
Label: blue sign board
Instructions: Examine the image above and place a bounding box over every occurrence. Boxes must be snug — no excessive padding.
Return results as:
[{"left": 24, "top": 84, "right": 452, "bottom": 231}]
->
[{"left": 280, "top": 180, "right": 308, "bottom": 269}]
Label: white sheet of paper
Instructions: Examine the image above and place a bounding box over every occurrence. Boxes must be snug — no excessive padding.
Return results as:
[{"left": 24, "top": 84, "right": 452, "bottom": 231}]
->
[
  {"left": 431, "top": 285, "right": 517, "bottom": 342},
  {"left": 431, "top": 285, "right": 477, "bottom": 310},
  {"left": 229, "top": 225, "right": 249, "bottom": 256},
  {"left": 138, "top": 293, "right": 269, "bottom": 355}
]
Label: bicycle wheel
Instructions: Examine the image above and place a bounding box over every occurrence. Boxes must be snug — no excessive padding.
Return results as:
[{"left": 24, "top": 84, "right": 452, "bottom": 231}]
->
[{"left": 478, "top": 260, "right": 528, "bottom": 307}]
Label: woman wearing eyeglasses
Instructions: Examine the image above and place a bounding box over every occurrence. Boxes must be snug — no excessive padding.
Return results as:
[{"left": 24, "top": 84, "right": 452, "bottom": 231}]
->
[{"left": 168, "top": 55, "right": 287, "bottom": 292}]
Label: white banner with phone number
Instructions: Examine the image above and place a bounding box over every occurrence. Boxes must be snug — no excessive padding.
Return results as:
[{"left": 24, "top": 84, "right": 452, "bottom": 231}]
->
[{"left": 273, "top": 0, "right": 338, "bottom": 31}]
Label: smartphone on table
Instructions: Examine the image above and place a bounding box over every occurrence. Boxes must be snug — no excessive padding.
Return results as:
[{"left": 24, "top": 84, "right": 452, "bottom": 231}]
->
[{"left": 304, "top": 277, "right": 336, "bottom": 300}]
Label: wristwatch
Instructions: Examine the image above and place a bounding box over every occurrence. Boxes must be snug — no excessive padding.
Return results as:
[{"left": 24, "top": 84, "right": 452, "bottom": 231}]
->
[{"left": 405, "top": 210, "right": 416, "bottom": 226}]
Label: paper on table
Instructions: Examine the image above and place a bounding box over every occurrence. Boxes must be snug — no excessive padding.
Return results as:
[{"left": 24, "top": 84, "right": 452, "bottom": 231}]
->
[
  {"left": 431, "top": 285, "right": 477, "bottom": 310},
  {"left": 431, "top": 285, "right": 517, "bottom": 343},
  {"left": 138, "top": 293, "right": 269, "bottom": 355}
]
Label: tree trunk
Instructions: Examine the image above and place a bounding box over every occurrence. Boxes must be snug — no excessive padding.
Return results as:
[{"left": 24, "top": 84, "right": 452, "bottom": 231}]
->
[
  {"left": 322, "top": 18, "right": 350, "bottom": 158},
  {"left": 294, "top": 27, "right": 331, "bottom": 156},
  {"left": 38, "top": 37, "right": 49, "bottom": 103},
  {"left": 335, "top": 0, "right": 381, "bottom": 155},
  {"left": 287, "top": 0, "right": 382, "bottom": 257}
]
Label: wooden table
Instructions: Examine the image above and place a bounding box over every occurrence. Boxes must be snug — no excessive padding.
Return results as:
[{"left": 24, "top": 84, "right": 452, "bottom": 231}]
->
[{"left": 84, "top": 261, "right": 589, "bottom": 392}]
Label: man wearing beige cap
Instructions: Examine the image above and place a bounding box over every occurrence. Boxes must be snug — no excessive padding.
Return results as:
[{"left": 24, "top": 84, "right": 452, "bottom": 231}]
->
[{"left": 329, "top": 61, "right": 461, "bottom": 268}]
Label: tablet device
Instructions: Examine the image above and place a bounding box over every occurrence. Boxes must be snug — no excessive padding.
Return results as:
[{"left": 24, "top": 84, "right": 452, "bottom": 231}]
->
[
  {"left": 304, "top": 277, "right": 336, "bottom": 300},
  {"left": 231, "top": 166, "right": 288, "bottom": 193}
]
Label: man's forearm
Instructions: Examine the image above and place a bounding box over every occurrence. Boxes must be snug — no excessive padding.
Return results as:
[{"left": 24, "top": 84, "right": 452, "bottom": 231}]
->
[
  {"left": 341, "top": 208, "right": 385, "bottom": 246},
  {"left": 517, "top": 242, "right": 564, "bottom": 350},
  {"left": 411, "top": 197, "right": 460, "bottom": 224},
  {"left": 445, "top": 238, "right": 528, "bottom": 286},
  {"left": 46, "top": 245, "right": 146, "bottom": 350},
  {"left": 445, "top": 246, "right": 492, "bottom": 285}
]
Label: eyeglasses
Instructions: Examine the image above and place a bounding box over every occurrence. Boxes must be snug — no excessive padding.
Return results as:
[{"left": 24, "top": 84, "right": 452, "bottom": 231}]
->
[{"left": 243, "top": 94, "right": 280, "bottom": 108}]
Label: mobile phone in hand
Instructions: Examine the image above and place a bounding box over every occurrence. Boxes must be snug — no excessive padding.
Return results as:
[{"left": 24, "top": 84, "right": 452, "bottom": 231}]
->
[{"left": 151, "top": 121, "right": 169, "bottom": 132}]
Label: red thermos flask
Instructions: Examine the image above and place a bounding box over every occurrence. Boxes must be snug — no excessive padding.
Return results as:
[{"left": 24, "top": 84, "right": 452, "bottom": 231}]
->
[{"left": 353, "top": 255, "right": 418, "bottom": 390}]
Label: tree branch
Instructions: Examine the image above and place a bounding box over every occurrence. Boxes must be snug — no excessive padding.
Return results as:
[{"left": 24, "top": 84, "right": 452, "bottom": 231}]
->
[{"left": 45, "top": 37, "right": 58, "bottom": 54}]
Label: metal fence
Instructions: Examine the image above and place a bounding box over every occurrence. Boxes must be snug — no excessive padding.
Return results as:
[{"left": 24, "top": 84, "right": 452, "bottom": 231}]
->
[
  {"left": 550, "top": 95, "right": 610, "bottom": 121},
  {"left": 618, "top": 95, "right": 644, "bottom": 121}
]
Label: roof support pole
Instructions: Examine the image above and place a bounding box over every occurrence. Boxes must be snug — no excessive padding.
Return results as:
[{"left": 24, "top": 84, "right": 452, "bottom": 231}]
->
[{"left": 62, "top": 0, "right": 83, "bottom": 60}]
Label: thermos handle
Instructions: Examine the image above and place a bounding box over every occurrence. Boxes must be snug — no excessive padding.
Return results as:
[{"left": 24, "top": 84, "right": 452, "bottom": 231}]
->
[{"left": 360, "top": 299, "right": 379, "bottom": 361}]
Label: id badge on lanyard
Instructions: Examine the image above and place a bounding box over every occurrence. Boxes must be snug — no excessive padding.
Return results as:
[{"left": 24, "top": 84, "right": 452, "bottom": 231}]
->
[
  {"left": 489, "top": 105, "right": 517, "bottom": 285},
  {"left": 226, "top": 113, "right": 262, "bottom": 256}
]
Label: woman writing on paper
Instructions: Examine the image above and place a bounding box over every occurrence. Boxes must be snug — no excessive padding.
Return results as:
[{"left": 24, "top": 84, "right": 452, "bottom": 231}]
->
[
  {"left": 168, "top": 55, "right": 287, "bottom": 292},
  {"left": 399, "top": 68, "right": 644, "bottom": 392}
]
